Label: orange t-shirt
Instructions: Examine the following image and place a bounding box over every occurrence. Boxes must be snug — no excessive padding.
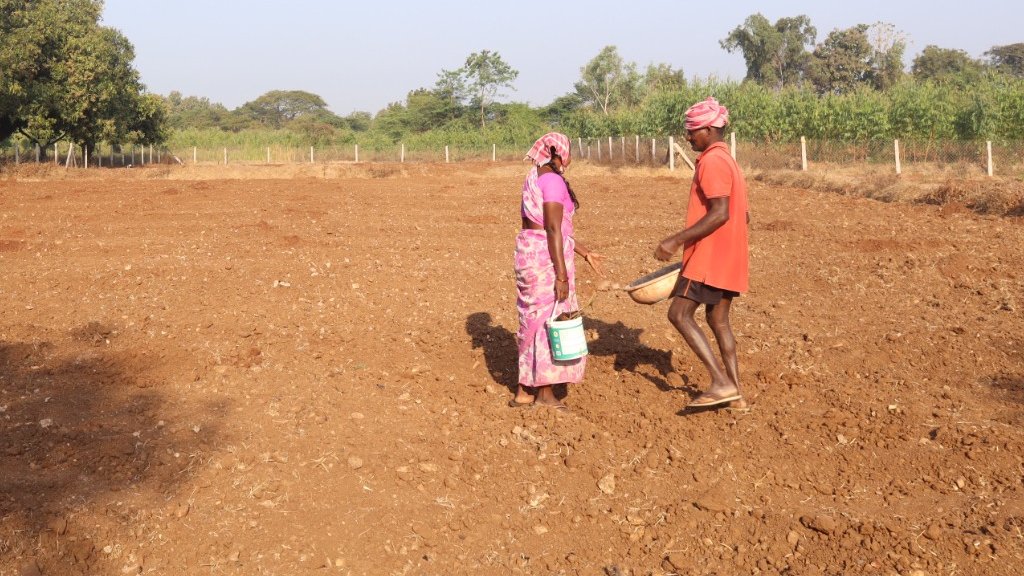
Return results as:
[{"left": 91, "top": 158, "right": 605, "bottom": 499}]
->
[{"left": 681, "top": 141, "right": 749, "bottom": 293}]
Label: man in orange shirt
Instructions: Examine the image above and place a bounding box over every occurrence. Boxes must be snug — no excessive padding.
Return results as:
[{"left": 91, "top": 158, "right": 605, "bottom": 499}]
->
[{"left": 655, "top": 97, "right": 749, "bottom": 409}]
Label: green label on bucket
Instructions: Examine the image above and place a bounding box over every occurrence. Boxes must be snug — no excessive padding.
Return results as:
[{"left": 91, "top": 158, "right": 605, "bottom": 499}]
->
[{"left": 547, "top": 317, "right": 588, "bottom": 360}]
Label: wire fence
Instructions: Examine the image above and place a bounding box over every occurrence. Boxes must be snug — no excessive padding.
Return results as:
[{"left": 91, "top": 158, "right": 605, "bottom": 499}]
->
[{"left": 2, "top": 137, "right": 1023, "bottom": 178}]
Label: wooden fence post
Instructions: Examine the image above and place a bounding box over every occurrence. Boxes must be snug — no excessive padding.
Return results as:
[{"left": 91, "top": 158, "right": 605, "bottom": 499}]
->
[
  {"left": 577, "top": 137, "right": 583, "bottom": 156},
  {"left": 894, "top": 139, "right": 901, "bottom": 175},
  {"left": 987, "top": 141, "right": 993, "bottom": 177},
  {"left": 635, "top": 135, "right": 639, "bottom": 163},
  {"left": 597, "top": 138, "right": 601, "bottom": 161},
  {"left": 621, "top": 136, "right": 625, "bottom": 160},
  {"left": 669, "top": 136, "right": 675, "bottom": 171},
  {"left": 801, "top": 136, "right": 807, "bottom": 171}
]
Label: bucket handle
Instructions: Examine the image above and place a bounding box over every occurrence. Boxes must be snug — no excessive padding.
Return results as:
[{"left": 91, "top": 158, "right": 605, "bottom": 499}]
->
[{"left": 548, "top": 297, "right": 567, "bottom": 322}]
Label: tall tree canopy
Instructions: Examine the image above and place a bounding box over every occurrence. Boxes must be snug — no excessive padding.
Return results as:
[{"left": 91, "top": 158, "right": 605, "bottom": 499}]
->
[
  {"left": 912, "top": 46, "right": 983, "bottom": 81},
  {"left": 0, "top": 0, "right": 162, "bottom": 149},
  {"left": 460, "top": 50, "right": 518, "bottom": 128},
  {"left": 236, "top": 90, "right": 335, "bottom": 129},
  {"left": 985, "top": 43, "right": 1024, "bottom": 77},
  {"left": 720, "top": 14, "right": 817, "bottom": 89},
  {"left": 808, "top": 25, "right": 873, "bottom": 94},
  {"left": 575, "top": 46, "right": 639, "bottom": 115},
  {"left": 864, "top": 22, "right": 907, "bottom": 91}
]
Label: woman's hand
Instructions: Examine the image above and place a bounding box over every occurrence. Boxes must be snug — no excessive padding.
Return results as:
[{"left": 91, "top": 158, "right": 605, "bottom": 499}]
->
[
  {"left": 583, "top": 252, "right": 606, "bottom": 277},
  {"left": 554, "top": 277, "right": 569, "bottom": 302}
]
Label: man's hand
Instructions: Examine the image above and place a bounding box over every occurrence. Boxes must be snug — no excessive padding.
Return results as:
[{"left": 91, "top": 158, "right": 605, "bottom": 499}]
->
[{"left": 654, "top": 236, "right": 680, "bottom": 261}]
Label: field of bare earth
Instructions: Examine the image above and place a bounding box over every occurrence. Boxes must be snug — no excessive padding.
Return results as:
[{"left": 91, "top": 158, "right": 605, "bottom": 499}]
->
[{"left": 1, "top": 162, "right": 1022, "bottom": 575}]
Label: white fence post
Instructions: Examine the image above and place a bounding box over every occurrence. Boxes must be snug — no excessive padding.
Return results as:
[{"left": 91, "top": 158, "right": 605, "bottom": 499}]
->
[
  {"left": 597, "top": 138, "right": 601, "bottom": 161},
  {"left": 651, "top": 139, "right": 656, "bottom": 162},
  {"left": 35, "top": 144, "right": 40, "bottom": 163},
  {"left": 635, "top": 135, "right": 639, "bottom": 163},
  {"left": 54, "top": 144, "right": 58, "bottom": 165},
  {"left": 266, "top": 147, "right": 270, "bottom": 163},
  {"left": 801, "top": 136, "right": 807, "bottom": 171},
  {"left": 608, "top": 136, "right": 613, "bottom": 160},
  {"left": 492, "top": 143, "right": 496, "bottom": 162},
  {"left": 669, "top": 136, "right": 675, "bottom": 171},
  {"left": 894, "top": 139, "right": 901, "bottom": 175},
  {"left": 730, "top": 132, "right": 736, "bottom": 160},
  {"left": 401, "top": 143, "right": 405, "bottom": 163},
  {"left": 355, "top": 144, "right": 359, "bottom": 163},
  {"left": 577, "top": 137, "right": 583, "bottom": 156},
  {"left": 14, "top": 142, "right": 19, "bottom": 164},
  {"left": 620, "top": 136, "right": 625, "bottom": 160},
  {"left": 445, "top": 145, "right": 449, "bottom": 163},
  {"left": 310, "top": 146, "right": 314, "bottom": 164},
  {"left": 223, "top": 148, "right": 227, "bottom": 165},
  {"left": 193, "top": 146, "right": 197, "bottom": 164},
  {"left": 987, "top": 140, "right": 993, "bottom": 177}
]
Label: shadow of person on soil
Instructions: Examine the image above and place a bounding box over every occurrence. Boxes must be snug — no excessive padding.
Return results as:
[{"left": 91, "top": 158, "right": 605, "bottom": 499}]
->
[
  {"left": 0, "top": 329, "right": 226, "bottom": 575},
  {"left": 465, "top": 312, "right": 695, "bottom": 397},
  {"left": 465, "top": 312, "right": 518, "bottom": 393}
]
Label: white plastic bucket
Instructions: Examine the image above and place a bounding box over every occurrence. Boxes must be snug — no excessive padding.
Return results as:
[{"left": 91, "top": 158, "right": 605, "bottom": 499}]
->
[{"left": 546, "top": 301, "right": 588, "bottom": 361}]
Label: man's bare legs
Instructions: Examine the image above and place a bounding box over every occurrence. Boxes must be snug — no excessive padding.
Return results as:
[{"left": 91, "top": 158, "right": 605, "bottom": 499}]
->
[{"left": 667, "top": 296, "right": 740, "bottom": 402}]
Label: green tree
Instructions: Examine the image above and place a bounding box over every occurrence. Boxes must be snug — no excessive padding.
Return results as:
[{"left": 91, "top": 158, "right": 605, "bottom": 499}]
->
[
  {"left": 985, "top": 43, "right": 1024, "bottom": 77},
  {"left": 575, "top": 46, "right": 639, "bottom": 115},
  {"left": 720, "top": 14, "right": 816, "bottom": 89},
  {"left": 164, "top": 91, "right": 230, "bottom": 130},
  {"left": 461, "top": 50, "right": 518, "bottom": 128},
  {"left": 1, "top": 0, "right": 160, "bottom": 151},
  {"left": 808, "top": 25, "right": 873, "bottom": 94},
  {"left": 912, "top": 46, "right": 984, "bottom": 82},
  {"left": 865, "top": 22, "right": 907, "bottom": 91},
  {"left": 237, "top": 90, "right": 336, "bottom": 129},
  {"left": 641, "top": 63, "right": 686, "bottom": 96}
]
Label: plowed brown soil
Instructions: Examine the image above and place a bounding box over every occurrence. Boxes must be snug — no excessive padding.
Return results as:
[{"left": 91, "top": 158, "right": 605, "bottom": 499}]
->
[{"left": 1, "top": 162, "right": 1022, "bottom": 575}]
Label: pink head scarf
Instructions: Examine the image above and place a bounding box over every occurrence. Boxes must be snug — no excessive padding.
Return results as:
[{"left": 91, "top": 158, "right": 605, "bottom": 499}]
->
[
  {"left": 685, "top": 97, "right": 729, "bottom": 131},
  {"left": 525, "top": 132, "right": 571, "bottom": 166}
]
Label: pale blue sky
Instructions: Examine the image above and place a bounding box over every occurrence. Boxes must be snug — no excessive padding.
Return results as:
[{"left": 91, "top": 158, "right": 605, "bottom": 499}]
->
[{"left": 101, "top": 0, "right": 1021, "bottom": 116}]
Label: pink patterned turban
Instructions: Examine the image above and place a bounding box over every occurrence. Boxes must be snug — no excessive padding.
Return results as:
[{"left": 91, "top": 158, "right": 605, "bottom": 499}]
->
[
  {"left": 685, "top": 97, "right": 730, "bottom": 131},
  {"left": 525, "top": 132, "right": 572, "bottom": 166}
]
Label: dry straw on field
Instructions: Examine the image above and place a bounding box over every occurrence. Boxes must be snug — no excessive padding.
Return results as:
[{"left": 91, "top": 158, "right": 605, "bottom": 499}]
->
[{"left": 4, "top": 161, "right": 1024, "bottom": 217}]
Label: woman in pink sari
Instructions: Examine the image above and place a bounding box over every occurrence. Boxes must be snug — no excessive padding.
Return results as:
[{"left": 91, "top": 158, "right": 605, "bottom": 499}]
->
[{"left": 513, "top": 133, "right": 604, "bottom": 409}]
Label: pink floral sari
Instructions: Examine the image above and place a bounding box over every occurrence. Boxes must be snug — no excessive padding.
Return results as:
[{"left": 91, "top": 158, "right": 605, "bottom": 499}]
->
[{"left": 514, "top": 167, "right": 585, "bottom": 387}]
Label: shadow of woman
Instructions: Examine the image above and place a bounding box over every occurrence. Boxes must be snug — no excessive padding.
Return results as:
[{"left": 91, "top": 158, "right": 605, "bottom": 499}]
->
[
  {"left": 465, "top": 312, "right": 518, "bottom": 393},
  {"left": 464, "top": 311, "right": 699, "bottom": 400}
]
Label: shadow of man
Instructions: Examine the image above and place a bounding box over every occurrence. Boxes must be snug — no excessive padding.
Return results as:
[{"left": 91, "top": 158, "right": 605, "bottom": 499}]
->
[{"left": 585, "top": 315, "right": 697, "bottom": 395}]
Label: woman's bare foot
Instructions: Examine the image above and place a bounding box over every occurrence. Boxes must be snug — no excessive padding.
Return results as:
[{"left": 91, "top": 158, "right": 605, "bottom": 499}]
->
[
  {"left": 534, "top": 385, "right": 568, "bottom": 410},
  {"left": 512, "top": 385, "right": 535, "bottom": 406}
]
